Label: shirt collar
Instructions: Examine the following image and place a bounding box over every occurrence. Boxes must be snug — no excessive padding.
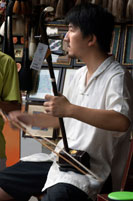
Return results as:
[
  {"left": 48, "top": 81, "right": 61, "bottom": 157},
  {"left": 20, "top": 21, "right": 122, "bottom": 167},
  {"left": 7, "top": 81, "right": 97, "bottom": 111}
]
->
[
  {"left": 92, "top": 55, "right": 114, "bottom": 79},
  {"left": 79, "top": 55, "right": 115, "bottom": 94}
]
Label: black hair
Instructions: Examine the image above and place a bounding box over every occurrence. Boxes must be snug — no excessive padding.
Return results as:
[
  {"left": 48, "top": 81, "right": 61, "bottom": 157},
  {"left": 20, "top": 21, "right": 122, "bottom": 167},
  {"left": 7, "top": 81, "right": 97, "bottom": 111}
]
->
[{"left": 65, "top": 3, "right": 115, "bottom": 53}]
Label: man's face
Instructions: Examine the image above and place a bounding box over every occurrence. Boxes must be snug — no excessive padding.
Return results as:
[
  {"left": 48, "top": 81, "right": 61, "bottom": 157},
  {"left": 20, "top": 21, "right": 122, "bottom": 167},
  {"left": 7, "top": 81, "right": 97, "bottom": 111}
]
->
[{"left": 63, "top": 24, "right": 89, "bottom": 59}]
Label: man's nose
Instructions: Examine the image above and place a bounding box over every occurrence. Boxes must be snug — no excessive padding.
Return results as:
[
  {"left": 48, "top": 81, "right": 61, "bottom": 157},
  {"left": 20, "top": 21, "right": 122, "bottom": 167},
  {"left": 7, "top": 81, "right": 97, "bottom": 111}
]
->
[{"left": 64, "top": 32, "right": 69, "bottom": 41}]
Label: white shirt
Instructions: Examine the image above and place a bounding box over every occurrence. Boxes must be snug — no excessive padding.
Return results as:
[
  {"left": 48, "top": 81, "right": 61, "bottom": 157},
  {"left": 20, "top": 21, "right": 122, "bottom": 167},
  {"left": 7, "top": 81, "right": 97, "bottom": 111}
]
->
[{"left": 21, "top": 56, "right": 133, "bottom": 200}]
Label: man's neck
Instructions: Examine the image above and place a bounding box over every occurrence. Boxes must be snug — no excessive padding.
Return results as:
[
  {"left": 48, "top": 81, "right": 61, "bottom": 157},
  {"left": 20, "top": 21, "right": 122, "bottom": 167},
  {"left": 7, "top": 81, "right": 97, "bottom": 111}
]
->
[
  {"left": 83, "top": 52, "right": 109, "bottom": 85},
  {"left": 83, "top": 52, "right": 108, "bottom": 74}
]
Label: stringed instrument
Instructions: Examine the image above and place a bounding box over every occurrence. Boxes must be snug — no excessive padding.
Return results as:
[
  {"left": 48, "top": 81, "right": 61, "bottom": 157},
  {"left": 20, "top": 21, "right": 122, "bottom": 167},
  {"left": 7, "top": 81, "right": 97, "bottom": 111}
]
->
[{"left": 39, "top": 7, "right": 90, "bottom": 174}]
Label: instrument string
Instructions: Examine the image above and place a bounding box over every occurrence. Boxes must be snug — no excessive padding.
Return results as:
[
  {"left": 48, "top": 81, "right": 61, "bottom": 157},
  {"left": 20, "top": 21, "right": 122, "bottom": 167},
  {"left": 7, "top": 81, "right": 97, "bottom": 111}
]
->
[{"left": 0, "top": 109, "right": 101, "bottom": 181}]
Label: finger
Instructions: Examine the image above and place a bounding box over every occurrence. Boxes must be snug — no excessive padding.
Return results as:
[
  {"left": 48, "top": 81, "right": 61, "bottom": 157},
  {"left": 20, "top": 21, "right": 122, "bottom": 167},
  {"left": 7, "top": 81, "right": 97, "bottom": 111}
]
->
[
  {"left": 44, "top": 101, "right": 51, "bottom": 107},
  {"left": 44, "top": 108, "right": 52, "bottom": 115},
  {"left": 45, "top": 94, "right": 54, "bottom": 101},
  {"left": 8, "top": 114, "right": 19, "bottom": 122},
  {"left": 8, "top": 111, "right": 22, "bottom": 120}
]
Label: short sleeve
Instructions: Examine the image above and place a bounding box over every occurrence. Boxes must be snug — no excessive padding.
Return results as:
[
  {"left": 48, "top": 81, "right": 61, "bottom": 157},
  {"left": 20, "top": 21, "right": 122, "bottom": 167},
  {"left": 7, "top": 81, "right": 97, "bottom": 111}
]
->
[
  {"left": 1, "top": 56, "right": 21, "bottom": 103},
  {"left": 105, "top": 71, "right": 133, "bottom": 121}
]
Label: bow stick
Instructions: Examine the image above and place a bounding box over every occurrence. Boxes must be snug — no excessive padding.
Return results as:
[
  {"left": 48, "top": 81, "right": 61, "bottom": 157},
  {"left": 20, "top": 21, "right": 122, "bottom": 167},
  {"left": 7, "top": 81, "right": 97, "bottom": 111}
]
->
[{"left": 0, "top": 109, "right": 101, "bottom": 181}]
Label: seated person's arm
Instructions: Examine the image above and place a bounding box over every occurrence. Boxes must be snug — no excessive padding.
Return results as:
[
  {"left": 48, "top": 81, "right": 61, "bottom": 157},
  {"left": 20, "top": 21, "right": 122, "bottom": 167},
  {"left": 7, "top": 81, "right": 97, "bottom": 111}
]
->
[
  {"left": 68, "top": 105, "right": 130, "bottom": 132},
  {"left": 9, "top": 93, "right": 130, "bottom": 132},
  {"left": 9, "top": 110, "right": 60, "bottom": 129},
  {"left": 44, "top": 94, "right": 130, "bottom": 132}
]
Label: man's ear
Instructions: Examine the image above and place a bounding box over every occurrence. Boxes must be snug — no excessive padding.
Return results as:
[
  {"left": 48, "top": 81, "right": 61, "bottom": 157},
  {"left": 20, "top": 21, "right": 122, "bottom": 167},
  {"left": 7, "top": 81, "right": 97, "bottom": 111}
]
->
[{"left": 87, "top": 35, "right": 97, "bottom": 47}]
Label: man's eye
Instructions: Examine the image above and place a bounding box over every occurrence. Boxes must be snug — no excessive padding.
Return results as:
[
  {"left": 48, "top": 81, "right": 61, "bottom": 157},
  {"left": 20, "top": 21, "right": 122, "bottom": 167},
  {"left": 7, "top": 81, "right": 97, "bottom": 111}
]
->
[{"left": 69, "top": 28, "right": 74, "bottom": 32}]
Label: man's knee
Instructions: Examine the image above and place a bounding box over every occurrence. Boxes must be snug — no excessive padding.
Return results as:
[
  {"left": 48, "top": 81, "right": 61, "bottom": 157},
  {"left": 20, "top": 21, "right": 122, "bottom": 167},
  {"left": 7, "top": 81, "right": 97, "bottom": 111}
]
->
[
  {"left": 41, "top": 183, "right": 89, "bottom": 201},
  {"left": 0, "top": 187, "right": 14, "bottom": 200}
]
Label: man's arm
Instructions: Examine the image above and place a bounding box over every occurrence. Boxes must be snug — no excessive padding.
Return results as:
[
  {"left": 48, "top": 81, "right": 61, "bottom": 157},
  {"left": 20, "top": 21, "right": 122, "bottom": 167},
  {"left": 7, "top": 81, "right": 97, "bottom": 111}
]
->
[
  {"left": 69, "top": 105, "right": 130, "bottom": 132},
  {"left": 9, "top": 110, "right": 60, "bottom": 129},
  {"left": 44, "top": 94, "right": 130, "bottom": 132},
  {"left": 9, "top": 93, "right": 130, "bottom": 132}
]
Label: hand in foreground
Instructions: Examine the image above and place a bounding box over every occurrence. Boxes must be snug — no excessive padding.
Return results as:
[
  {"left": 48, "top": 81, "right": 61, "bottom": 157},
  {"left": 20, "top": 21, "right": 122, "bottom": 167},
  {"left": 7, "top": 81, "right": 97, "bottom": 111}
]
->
[
  {"left": 9, "top": 110, "right": 60, "bottom": 129},
  {"left": 44, "top": 94, "right": 72, "bottom": 117},
  {"left": 8, "top": 111, "right": 33, "bottom": 129}
]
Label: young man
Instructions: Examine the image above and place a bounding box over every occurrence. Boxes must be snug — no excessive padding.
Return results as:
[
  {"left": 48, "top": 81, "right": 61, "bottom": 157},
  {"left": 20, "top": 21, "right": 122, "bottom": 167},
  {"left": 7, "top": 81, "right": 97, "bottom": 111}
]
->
[
  {"left": 0, "top": 2, "right": 132, "bottom": 201},
  {"left": 0, "top": 51, "right": 21, "bottom": 171}
]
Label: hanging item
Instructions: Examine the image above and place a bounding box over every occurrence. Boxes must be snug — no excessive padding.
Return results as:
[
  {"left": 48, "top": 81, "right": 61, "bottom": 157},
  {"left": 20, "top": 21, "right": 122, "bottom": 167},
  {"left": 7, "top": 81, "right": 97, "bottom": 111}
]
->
[
  {"left": 13, "top": 0, "right": 21, "bottom": 14},
  {"left": 55, "top": 0, "right": 76, "bottom": 19},
  {"left": 0, "top": 19, "right": 5, "bottom": 36},
  {"left": 0, "top": 0, "right": 6, "bottom": 23},
  {"left": 107, "top": 0, "right": 113, "bottom": 13},
  {"left": 91, "top": 0, "right": 102, "bottom": 5},
  {"left": 112, "top": 0, "right": 124, "bottom": 22},
  {"left": 2, "top": 0, "right": 15, "bottom": 59},
  {"left": 18, "top": 16, "right": 33, "bottom": 92},
  {"left": 28, "top": 27, "right": 37, "bottom": 61},
  {"left": 126, "top": 0, "right": 133, "bottom": 20},
  {"left": 18, "top": 0, "right": 33, "bottom": 92},
  {"left": 32, "top": 0, "right": 39, "bottom": 6},
  {"left": 102, "top": 0, "right": 108, "bottom": 8},
  {"left": 1, "top": 0, "right": 9, "bottom": 52},
  {"left": 13, "top": 15, "right": 25, "bottom": 36}
]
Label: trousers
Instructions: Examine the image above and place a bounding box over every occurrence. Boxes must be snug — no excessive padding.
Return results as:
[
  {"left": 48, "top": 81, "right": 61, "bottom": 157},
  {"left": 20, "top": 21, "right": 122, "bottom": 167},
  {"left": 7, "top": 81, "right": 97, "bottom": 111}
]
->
[{"left": 0, "top": 161, "right": 92, "bottom": 201}]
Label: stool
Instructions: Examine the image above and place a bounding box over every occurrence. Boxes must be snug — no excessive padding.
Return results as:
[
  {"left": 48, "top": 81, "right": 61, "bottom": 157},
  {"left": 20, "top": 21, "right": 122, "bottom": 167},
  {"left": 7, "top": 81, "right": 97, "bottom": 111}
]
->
[{"left": 108, "top": 191, "right": 133, "bottom": 201}]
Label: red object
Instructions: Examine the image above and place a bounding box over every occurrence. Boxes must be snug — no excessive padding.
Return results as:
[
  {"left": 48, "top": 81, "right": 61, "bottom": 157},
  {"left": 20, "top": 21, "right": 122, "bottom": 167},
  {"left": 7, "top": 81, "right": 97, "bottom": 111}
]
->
[{"left": 3, "top": 121, "right": 20, "bottom": 167}]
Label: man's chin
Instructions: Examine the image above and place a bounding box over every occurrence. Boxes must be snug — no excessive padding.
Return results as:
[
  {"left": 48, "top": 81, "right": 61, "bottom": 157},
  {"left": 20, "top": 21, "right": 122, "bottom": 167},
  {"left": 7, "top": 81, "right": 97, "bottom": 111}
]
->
[{"left": 67, "top": 53, "right": 77, "bottom": 59}]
